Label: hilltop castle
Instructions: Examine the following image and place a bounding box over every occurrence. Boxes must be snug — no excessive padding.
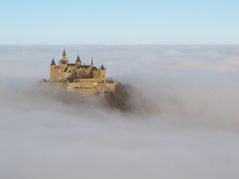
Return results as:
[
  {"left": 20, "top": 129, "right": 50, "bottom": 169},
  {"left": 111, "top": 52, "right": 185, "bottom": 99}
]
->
[{"left": 50, "top": 49, "right": 116, "bottom": 94}]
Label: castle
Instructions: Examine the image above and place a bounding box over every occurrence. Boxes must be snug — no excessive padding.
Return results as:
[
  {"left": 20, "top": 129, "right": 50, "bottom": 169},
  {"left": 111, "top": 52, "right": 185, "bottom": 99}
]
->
[{"left": 50, "top": 49, "right": 116, "bottom": 94}]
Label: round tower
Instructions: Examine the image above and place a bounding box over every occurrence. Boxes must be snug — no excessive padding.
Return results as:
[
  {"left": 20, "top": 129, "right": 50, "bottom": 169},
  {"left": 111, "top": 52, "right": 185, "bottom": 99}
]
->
[{"left": 50, "top": 58, "right": 56, "bottom": 81}]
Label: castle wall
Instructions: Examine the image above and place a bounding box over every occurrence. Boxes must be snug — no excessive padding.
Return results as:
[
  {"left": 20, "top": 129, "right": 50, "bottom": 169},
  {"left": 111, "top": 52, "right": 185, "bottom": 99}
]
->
[
  {"left": 51, "top": 64, "right": 106, "bottom": 83},
  {"left": 78, "top": 78, "right": 102, "bottom": 83},
  {"left": 67, "top": 81, "right": 116, "bottom": 94},
  {"left": 50, "top": 67, "right": 63, "bottom": 82},
  {"left": 93, "top": 70, "right": 106, "bottom": 82},
  {"left": 77, "top": 68, "right": 92, "bottom": 78}
]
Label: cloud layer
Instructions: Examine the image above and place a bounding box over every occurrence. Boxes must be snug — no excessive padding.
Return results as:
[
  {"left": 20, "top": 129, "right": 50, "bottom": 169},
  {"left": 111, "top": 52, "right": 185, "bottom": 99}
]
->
[{"left": 1, "top": 45, "right": 239, "bottom": 179}]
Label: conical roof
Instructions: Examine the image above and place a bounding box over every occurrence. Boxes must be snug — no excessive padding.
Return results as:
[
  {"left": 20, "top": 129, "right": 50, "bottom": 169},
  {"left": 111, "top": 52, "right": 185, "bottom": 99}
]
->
[
  {"left": 62, "top": 49, "right": 66, "bottom": 56},
  {"left": 91, "top": 58, "right": 94, "bottom": 66},
  {"left": 51, "top": 58, "right": 56, "bottom": 65},
  {"left": 76, "top": 54, "right": 81, "bottom": 62}
]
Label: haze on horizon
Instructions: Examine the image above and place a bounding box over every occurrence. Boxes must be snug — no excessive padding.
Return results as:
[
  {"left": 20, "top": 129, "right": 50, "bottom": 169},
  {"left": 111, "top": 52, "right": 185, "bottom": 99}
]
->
[
  {"left": 0, "top": 0, "right": 239, "bottom": 45},
  {"left": 1, "top": 45, "right": 239, "bottom": 179}
]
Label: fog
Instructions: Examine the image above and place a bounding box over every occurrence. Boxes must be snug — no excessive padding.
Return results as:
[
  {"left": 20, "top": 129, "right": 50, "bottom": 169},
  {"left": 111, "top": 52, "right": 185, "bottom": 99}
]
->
[{"left": 1, "top": 45, "right": 239, "bottom": 179}]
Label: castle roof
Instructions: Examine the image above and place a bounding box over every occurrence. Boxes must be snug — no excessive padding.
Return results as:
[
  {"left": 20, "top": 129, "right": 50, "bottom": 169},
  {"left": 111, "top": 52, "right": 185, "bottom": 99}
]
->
[
  {"left": 91, "top": 58, "right": 94, "bottom": 65},
  {"left": 68, "top": 63, "right": 75, "bottom": 66},
  {"left": 63, "top": 49, "right": 66, "bottom": 56},
  {"left": 101, "top": 65, "right": 105, "bottom": 70},
  {"left": 80, "top": 65, "right": 91, "bottom": 69},
  {"left": 51, "top": 58, "right": 56, "bottom": 65},
  {"left": 92, "top": 67, "right": 98, "bottom": 71},
  {"left": 76, "top": 55, "right": 81, "bottom": 62}
]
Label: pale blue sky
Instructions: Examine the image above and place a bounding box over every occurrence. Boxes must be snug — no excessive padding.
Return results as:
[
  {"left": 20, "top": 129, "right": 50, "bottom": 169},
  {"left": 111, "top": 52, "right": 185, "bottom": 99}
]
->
[{"left": 0, "top": 0, "right": 238, "bottom": 44}]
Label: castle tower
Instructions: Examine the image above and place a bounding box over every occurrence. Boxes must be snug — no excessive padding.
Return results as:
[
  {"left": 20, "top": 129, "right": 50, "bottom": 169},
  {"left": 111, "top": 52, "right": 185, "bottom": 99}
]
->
[
  {"left": 59, "top": 49, "right": 68, "bottom": 70},
  {"left": 75, "top": 54, "right": 81, "bottom": 67},
  {"left": 50, "top": 58, "right": 56, "bottom": 81},
  {"left": 60, "top": 49, "right": 68, "bottom": 64},
  {"left": 100, "top": 65, "right": 106, "bottom": 82}
]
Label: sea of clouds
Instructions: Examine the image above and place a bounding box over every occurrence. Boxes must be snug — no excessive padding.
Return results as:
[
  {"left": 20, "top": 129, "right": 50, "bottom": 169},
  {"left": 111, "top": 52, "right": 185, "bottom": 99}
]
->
[{"left": 1, "top": 45, "right": 239, "bottom": 179}]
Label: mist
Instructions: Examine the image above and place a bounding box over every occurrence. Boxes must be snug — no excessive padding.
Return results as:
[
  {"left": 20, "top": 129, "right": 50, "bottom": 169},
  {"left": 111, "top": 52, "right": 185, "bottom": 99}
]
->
[{"left": 1, "top": 45, "right": 239, "bottom": 179}]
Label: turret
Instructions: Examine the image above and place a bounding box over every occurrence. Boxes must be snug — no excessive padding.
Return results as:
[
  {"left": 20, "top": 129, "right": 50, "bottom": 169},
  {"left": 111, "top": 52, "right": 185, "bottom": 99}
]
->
[
  {"left": 100, "top": 65, "right": 106, "bottom": 82},
  {"left": 91, "top": 58, "right": 94, "bottom": 66},
  {"left": 60, "top": 49, "right": 68, "bottom": 64},
  {"left": 50, "top": 58, "right": 56, "bottom": 66},
  {"left": 75, "top": 54, "right": 81, "bottom": 67},
  {"left": 59, "top": 49, "right": 68, "bottom": 71},
  {"left": 100, "top": 65, "right": 105, "bottom": 70},
  {"left": 50, "top": 58, "right": 56, "bottom": 81}
]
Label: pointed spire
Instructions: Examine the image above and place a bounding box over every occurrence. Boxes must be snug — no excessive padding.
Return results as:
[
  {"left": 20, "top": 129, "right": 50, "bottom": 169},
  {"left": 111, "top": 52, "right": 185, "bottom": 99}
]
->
[
  {"left": 101, "top": 65, "right": 104, "bottom": 70},
  {"left": 91, "top": 58, "right": 94, "bottom": 66},
  {"left": 76, "top": 54, "right": 81, "bottom": 62},
  {"left": 51, "top": 58, "right": 56, "bottom": 65},
  {"left": 62, "top": 49, "right": 66, "bottom": 56}
]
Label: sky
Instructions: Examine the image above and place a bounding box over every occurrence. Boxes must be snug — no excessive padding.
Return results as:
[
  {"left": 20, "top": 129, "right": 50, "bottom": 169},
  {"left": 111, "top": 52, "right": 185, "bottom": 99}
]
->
[{"left": 0, "top": 0, "right": 239, "bottom": 44}]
